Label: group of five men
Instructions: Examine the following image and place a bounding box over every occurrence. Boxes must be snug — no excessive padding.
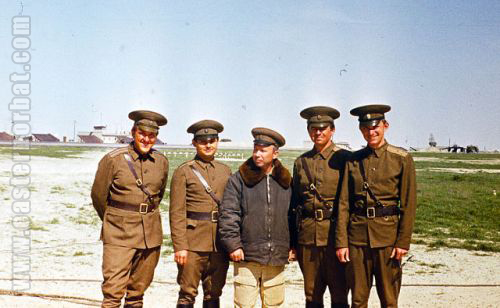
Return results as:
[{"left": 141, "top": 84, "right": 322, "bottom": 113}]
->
[{"left": 91, "top": 104, "right": 416, "bottom": 308}]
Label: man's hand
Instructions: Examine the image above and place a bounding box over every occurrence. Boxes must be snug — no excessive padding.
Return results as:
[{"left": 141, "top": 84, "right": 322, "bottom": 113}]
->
[
  {"left": 336, "top": 247, "right": 350, "bottom": 263},
  {"left": 174, "top": 250, "right": 188, "bottom": 265},
  {"left": 390, "top": 247, "right": 408, "bottom": 261},
  {"left": 288, "top": 248, "right": 297, "bottom": 261},
  {"left": 230, "top": 248, "right": 245, "bottom": 262}
]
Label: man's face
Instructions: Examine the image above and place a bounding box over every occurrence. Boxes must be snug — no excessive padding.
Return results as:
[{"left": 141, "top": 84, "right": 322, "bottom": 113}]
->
[
  {"left": 252, "top": 144, "right": 278, "bottom": 170},
  {"left": 192, "top": 137, "right": 219, "bottom": 161},
  {"left": 308, "top": 125, "right": 334, "bottom": 147},
  {"left": 360, "top": 121, "right": 389, "bottom": 149},
  {"left": 133, "top": 128, "right": 157, "bottom": 155}
]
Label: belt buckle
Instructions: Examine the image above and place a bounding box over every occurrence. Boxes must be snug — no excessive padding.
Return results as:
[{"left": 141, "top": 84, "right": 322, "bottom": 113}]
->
[
  {"left": 139, "top": 203, "right": 149, "bottom": 214},
  {"left": 315, "top": 209, "right": 324, "bottom": 221},
  {"left": 211, "top": 210, "right": 218, "bottom": 223},
  {"left": 366, "top": 206, "right": 375, "bottom": 219}
]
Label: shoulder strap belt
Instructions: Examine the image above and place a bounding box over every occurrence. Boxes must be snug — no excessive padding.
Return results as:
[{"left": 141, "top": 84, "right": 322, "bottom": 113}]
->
[
  {"left": 358, "top": 159, "right": 383, "bottom": 208},
  {"left": 123, "top": 154, "right": 155, "bottom": 203},
  {"left": 300, "top": 157, "right": 327, "bottom": 204},
  {"left": 189, "top": 165, "right": 221, "bottom": 206}
]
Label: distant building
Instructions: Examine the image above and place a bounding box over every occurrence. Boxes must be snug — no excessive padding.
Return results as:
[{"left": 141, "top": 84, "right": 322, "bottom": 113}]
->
[
  {"left": 0, "top": 132, "right": 14, "bottom": 141},
  {"left": 78, "top": 125, "right": 130, "bottom": 144},
  {"left": 78, "top": 134, "right": 103, "bottom": 144},
  {"left": 26, "top": 133, "right": 60, "bottom": 142}
]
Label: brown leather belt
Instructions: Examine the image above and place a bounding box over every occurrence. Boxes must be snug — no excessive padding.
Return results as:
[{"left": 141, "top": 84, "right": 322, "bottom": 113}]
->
[
  {"left": 187, "top": 210, "right": 218, "bottom": 222},
  {"left": 352, "top": 205, "right": 400, "bottom": 218},
  {"left": 301, "top": 208, "right": 335, "bottom": 221},
  {"left": 109, "top": 200, "right": 157, "bottom": 214}
]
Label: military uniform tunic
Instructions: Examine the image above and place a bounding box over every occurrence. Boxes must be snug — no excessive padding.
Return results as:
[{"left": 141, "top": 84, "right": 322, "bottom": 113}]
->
[
  {"left": 169, "top": 155, "right": 231, "bottom": 305},
  {"left": 91, "top": 143, "right": 169, "bottom": 308},
  {"left": 290, "top": 143, "right": 350, "bottom": 305},
  {"left": 335, "top": 142, "right": 417, "bottom": 308}
]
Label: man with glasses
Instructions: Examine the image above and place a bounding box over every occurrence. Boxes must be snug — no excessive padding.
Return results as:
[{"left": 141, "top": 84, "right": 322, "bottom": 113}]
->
[
  {"left": 170, "top": 120, "right": 231, "bottom": 308},
  {"left": 336, "top": 105, "right": 417, "bottom": 308},
  {"left": 91, "top": 110, "right": 169, "bottom": 308}
]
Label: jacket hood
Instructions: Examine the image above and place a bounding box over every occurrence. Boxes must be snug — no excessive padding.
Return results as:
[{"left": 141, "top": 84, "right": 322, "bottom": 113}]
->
[{"left": 239, "top": 158, "right": 291, "bottom": 189}]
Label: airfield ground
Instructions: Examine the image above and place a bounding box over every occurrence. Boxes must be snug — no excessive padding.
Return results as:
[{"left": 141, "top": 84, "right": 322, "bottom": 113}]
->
[{"left": 0, "top": 146, "right": 499, "bottom": 307}]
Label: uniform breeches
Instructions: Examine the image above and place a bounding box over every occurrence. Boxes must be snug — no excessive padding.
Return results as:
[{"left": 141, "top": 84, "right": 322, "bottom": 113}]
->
[
  {"left": 176, "top": 251, "right": 229, "bottom": 304},
  {"left": 233, "top": 261, "right": 286, "bottom": 308},
  {"left": 297, "top": 244, "right": 348, "bottom": 305},
  {"left": 347, "top": 245, "right": 402, "bottom": 308},
  {"left": 101, "top": 244, "right": 160, "bottom": 308}
]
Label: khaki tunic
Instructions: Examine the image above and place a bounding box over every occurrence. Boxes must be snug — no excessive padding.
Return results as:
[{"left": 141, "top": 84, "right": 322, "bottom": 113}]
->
[
  {"left": 169, "top": 156, "right": 231, "bottom": 252},
  {"left": 91, "top": 144, "right": 169, "bottom": 249},
  {"left": 335, "top": 142, "right": 417, "bottom": 249},
  {"left": 291, "top": 143, "right": 351, "bottom": 246}
]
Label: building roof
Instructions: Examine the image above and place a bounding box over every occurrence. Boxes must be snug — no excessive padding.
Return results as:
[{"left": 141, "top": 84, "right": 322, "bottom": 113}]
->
[
  {"left": 78, "top": 135, "right": 103, "bottom": 144},
  {"left": 0, "top": 132, "right": 14, "bottom": 141},
  {"left": 32, "top": 133, "right": 60, "bottom": 142}
]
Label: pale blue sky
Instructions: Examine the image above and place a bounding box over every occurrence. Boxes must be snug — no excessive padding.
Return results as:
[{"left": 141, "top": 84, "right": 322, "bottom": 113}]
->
[{"left": 2, "top": 1, "right": 499, "bottom": 149}]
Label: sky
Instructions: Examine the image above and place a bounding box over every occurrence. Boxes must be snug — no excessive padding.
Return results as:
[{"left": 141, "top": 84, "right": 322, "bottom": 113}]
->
[{"left": 1, "top": 0, "right": 499, "bottom": 150}]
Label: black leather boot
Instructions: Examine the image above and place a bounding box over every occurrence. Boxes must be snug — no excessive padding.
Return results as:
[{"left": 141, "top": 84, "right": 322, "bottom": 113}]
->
[
  {"left": 331, "top": 303, "right": 349, "bottom": 308},
  {"left": 176, "top": 304, "right": 194, "bottom": 308},
  {"left": 203, "top": 298, "right": 220, "bottom": 308},
  {"left": 306, "top": 301, "right": 324, "bottom": 308}
]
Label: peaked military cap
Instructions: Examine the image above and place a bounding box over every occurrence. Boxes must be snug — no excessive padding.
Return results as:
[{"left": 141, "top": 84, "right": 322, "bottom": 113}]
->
[
  {"left": 350, "top": 104, "right": 391, "bottom": 127},
  {"left": 300, "top": 106, "right": 340, "bottom": 128},
  {"left": 251, "top": 127, "right": 286, "bottom": 148},
  {"left": 187, "top": 119, "right": 224, "bottom": 140},
  {"left": 129, "top": 110, "right": 167, "bottom": 134}
]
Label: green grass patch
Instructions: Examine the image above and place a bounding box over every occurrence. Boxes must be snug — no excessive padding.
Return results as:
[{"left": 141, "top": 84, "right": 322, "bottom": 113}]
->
[
  {"left": 412, "top": 152, "right": 500, "bottom": 160},
  {"left": 50, "top": 185, "right": 65, "bottom": 194},
  {"left": 0, "top": 145, "right": 99, "bottom": 158},
  {"left": 73, "top": 251, "right": 93, "bottom": 256},
  {"left": 48, "top": 218, "right": 60, "bottom": 224},
  {"left": 414, "top": 170, "right": 500, "bottom": 252},
  {"left": 415, "top": 160, "right": 500, "bottom": 170},
  {"left": 29, "top": 221, "right": 48, "bottom": 231}
]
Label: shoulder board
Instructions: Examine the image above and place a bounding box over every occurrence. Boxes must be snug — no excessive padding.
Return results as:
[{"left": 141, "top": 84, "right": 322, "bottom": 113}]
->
[
  {"left": 178, "top": 160, "right": 195, "bottom": 168},
  {"left": 108, "top": 147, "right": 128, "bottom": 158},
  {"left": 151, "top": 149, "right": 167, "bottom": 158},
  {"left": 387, "top": 145, "right": 408, "bottom": 157},
  {"left": 214, "top": 160, "right": 230, "bottom": 168}
]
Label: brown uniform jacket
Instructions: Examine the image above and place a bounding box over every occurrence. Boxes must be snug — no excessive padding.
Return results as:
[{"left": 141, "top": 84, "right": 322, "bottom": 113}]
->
[
  {"left": 169, "top": 156, "right": 231, "bottom": 253},
  {"left": 290, "top": 143, "right": 351, "bottom": 247},
  {"left": 335, "top": 142, "right": 417, "bottom": 250},
  {"left": 91, "top": 143, "right": 169, "bottom": 249}
]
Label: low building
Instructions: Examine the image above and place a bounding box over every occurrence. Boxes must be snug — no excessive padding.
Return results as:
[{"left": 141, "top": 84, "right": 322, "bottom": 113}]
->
[
  {"left": 25, "top": 133, "right": 60, "bottom": 142},
  {"left": 0, "top": 132, "right": 15, "bottom": 141}
]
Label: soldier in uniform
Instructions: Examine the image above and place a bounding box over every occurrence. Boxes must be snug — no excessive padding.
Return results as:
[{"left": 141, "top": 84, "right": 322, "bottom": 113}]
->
[
  {"left": 91, "top": 110, "right": 169, "bottom": 308},
  {"left": 290, "top": 106, "right": 350, "bottom": 308},
  {"left": 169, "top": 120, "right": 231, "bottom": 308},
  {"left": 335, "top": 105, "right": 417, "bottom": 308}
]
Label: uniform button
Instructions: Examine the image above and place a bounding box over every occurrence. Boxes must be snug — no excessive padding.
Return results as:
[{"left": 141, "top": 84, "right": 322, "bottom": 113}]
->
[
  {"left": 372, "top": 168, "right": 376, "bottom": 171},
  {"left": 268, "top": 243, "right": 271, "bottom": 247}
]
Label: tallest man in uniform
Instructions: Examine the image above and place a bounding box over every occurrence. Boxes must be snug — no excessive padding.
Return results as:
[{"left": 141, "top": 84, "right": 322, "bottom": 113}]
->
[
  {"left": 290, "top": 106, "right": 350, "bottom": 308},
  {"left": 91, "top": 110, "right": 169, "bottom": 308},
  {"left": 336, "top": 105, "right": 417, "bottom": 308}
]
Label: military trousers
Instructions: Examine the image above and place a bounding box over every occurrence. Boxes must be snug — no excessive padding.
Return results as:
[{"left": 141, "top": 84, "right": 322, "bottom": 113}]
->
[
  {"left": 176, "top": 251, "right": 229, "bottom": 305},
  {"left": 347, "top": 245, "right": 402, "bottom": 308},
  {"left": 101, "top": 244, "right": 160, "bottom": 308},
  {"left": 297, "top": 244, "right": 348, "bottom": 305},
  {"left": 233, "top": 261, "right": 285, "bottom": 308}
]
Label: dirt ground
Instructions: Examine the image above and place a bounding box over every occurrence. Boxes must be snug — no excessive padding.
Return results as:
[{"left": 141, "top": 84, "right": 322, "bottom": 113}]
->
[{"left": 1, "top": 151, "right": 499, "bottom": 307}]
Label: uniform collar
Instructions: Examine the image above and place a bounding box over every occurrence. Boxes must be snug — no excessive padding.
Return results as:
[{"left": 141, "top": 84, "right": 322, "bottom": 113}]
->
[
  {"left": 312, "top": 142, "right": 335, "bottom": 159},
  {"left": 128, "top": 142, "right": 155, "bottom": 161},
  {"left": 194, "top": 155, "right": 214, "bottom": 168},
  {"left": 367, "top": 140, "right": 389, "bottom": 158}
]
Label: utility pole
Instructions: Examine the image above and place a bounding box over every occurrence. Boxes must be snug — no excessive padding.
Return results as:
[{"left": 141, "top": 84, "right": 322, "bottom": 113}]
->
[{"left": 73, "top": 120, "right": 76, "bottom": 142}]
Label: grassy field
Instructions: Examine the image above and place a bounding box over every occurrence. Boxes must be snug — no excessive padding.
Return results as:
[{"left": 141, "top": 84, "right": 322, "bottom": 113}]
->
[{"left": 1, "top": 144, "right": 498, "bottom": 252}]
